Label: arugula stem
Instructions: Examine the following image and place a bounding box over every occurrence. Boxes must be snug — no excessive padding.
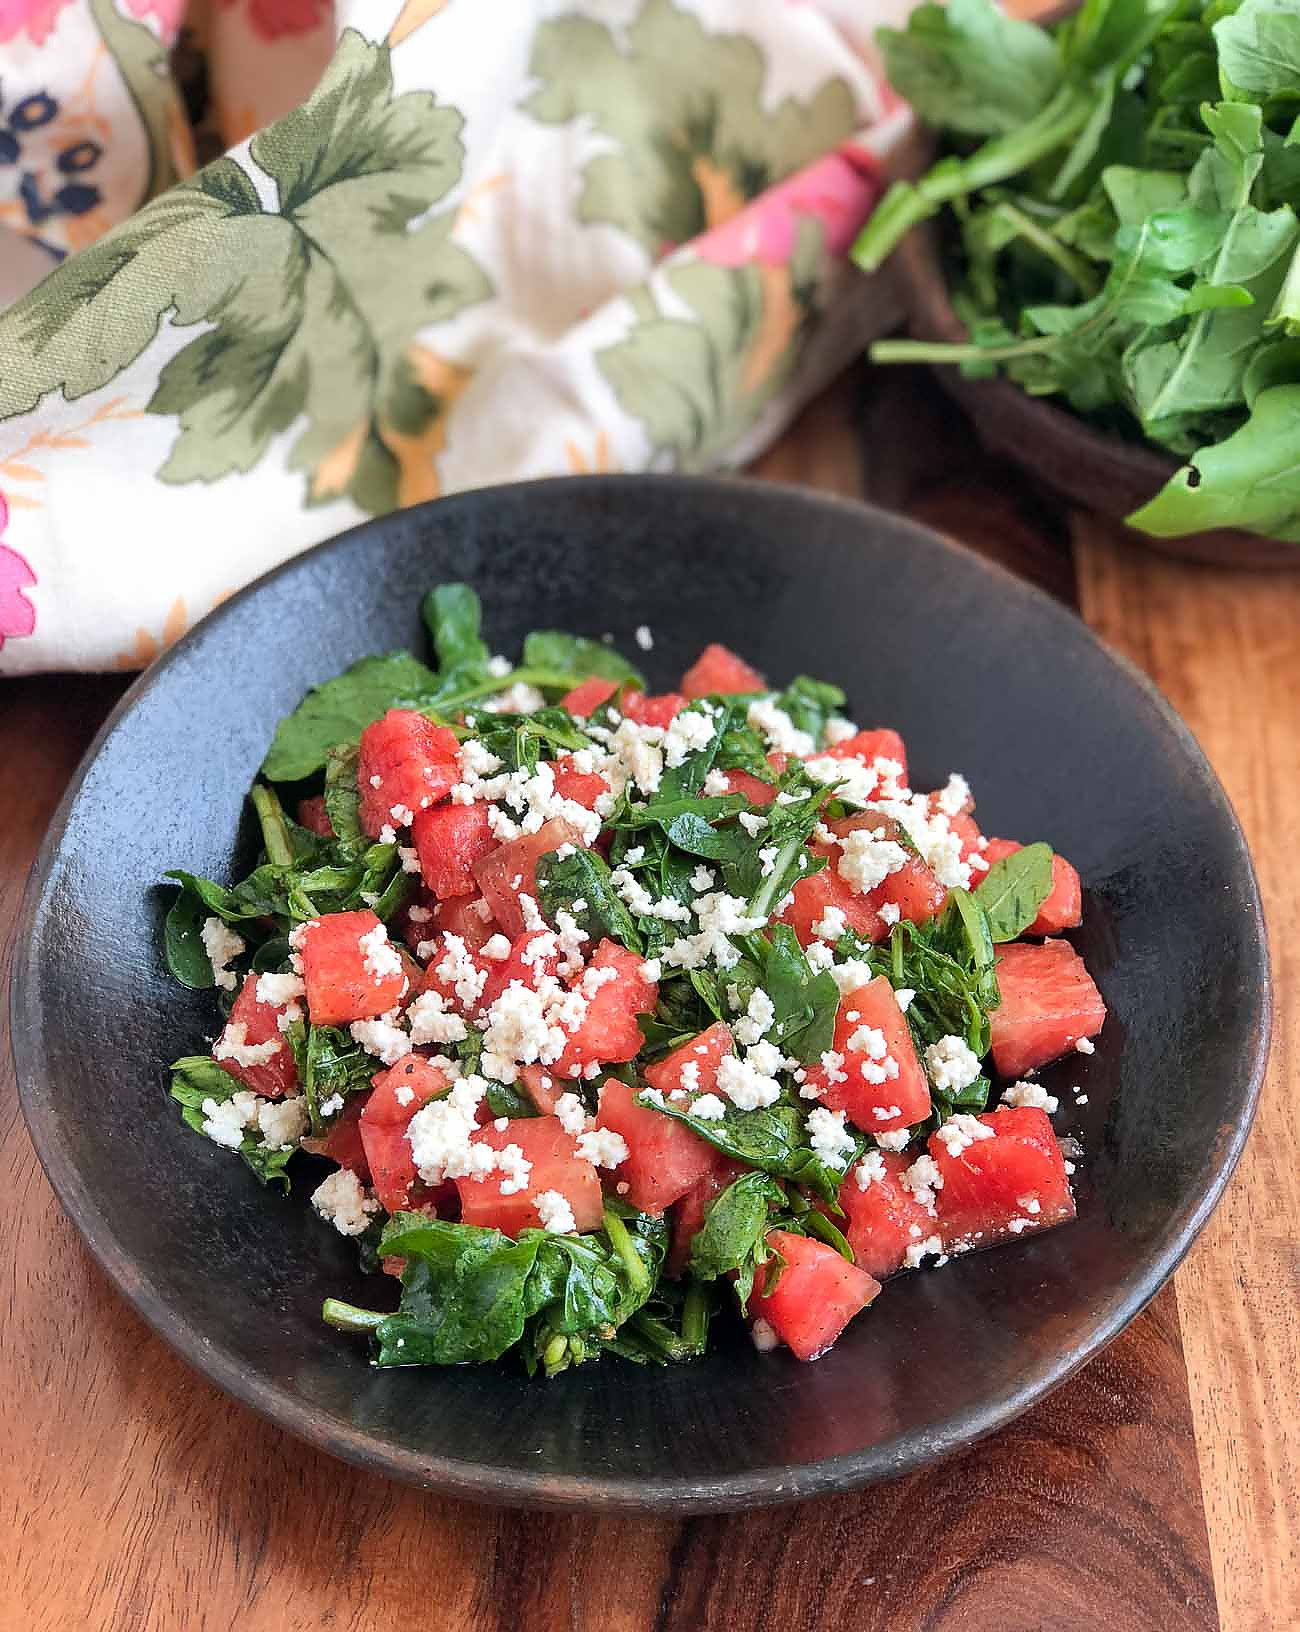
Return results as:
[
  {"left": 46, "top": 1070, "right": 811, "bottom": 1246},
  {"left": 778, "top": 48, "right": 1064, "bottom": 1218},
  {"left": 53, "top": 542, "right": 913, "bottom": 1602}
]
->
[
  {"left": 680, "top": 1279, "right": 710, "bottom": 1354},
  {"left": 603, "top": 1208, "right": 651, "bottom": 1296},
  {"left": 251, "top": 783, "right": 296, "bottom": 868},
  {"left": 321, "top": 1298, "right": 387, "bottom": 1333},
  {"left": 987, "top": 200, "right": 1100, "bottom": 296},
  {"left": 852, "top": 81, "right": 1094, "bottom": 272},
  {"left": 746, "top": 833, "right": 808, "bottom": 923},
  {"left": 421, "top": 666, "right": 592, "bottom": 719}
]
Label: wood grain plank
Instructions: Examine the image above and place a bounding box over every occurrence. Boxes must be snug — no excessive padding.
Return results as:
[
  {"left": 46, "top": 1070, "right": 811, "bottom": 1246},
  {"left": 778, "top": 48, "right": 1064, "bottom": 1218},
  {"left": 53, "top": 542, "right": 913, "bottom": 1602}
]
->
[
  {"left": 1, "top": 385, "right": 1222, "bottom": 1631},
  {"left": 1074, "top": 519, "right": 1300, "bottom": 1632}
]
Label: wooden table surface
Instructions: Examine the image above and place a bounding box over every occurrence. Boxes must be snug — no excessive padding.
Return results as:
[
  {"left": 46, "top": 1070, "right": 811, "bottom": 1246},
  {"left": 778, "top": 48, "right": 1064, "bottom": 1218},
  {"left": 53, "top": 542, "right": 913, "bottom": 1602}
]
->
[{"left": 3, "top": 366, "right": 1297, "bottom": 1632}]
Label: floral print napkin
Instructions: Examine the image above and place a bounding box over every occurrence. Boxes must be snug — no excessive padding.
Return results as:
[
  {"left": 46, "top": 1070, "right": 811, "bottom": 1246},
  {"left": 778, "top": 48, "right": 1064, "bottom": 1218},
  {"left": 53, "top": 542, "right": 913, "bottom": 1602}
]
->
[{"left": 0, "top": 0, "right": 917, "bottom": 674}]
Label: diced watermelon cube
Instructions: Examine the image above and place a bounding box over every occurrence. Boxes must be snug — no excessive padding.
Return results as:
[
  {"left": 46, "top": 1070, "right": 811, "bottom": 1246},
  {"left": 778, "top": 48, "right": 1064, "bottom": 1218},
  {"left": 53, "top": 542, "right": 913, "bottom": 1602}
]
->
[
  {"left": 454, "top": 1116, "right": 604, "bottom": 1237},
  {"left": 548, "top": 755, "right": 611, "bottom": 812},
  {"left": 357, "top": 709, "right": 461, "bottom": 838},
  {"left": 666, "top": 1152, "right": 750, "bottom": 1277},
  {"left": 550, "top": 940, "right": 657, "bottom": 1080},
  {"left": 477, "top": 929, "right": 563, "bottom": 1013},
  {"left": 833, "top": 1151, "right": 936, "bottom": 1278},
  {"left": 360, "top": 1054, "right": 451, "bottom": 1213},
  {"left": 680, "top": 643, "right": 765, "bottom": 698},
  {"left": 750, "top": 1230, "right": 880, "bottom": 1361},
  {"left": 929, "top": 1106, "right": 1076, "bottom": 1250},
  {"left": 621, "top": 689, "right": 688, "bottom": 727},
  {"left": 432, "top": 892, "right": 498, "bottom": 951},
  {"left": 213, "top": 972, "right": 299, "bottom": 1099},
  {"left": 779, "top": 843, "right": 885, "bottom": 947},
  {"left": 643, "top": 1021, "right": 734, "bottom": 1098},
  {"left": 560, "top": 676, "right": 620, "bottom": 717},
  {"left": 831, "top": 812, "right": 946, "bottom": 929},
  {"left": 990, "top": 939, "right": 1105, "bottom": 1078},
  {"left": 820, "top": 727, "right": 908, "bottom": 784},
  {"left": 983, "top": 837, "right": 1083, "bottom": 935},
  {"left": 800, "top": 977, "right": 930, "bottom": 1134},
  {"left": 298, "top": 910, "right": 408, "bottom": 1027},
  {"left": 296, "top": 795, "right": 334, "bottom": 838},
  {"left": 518, "top": 1063, "right": 563, "bottom": 1115},
  {"left": 304, "top": 1092, "right": 369, "bottom": 1180},
  {"left": 472, "top": 816, "right": 587, "bottom": 939},
  {"left": 720, "top": 769, "right": 778, "bottom": 807},
  {"left": 411, "top": 801, "right": 498, "bottom": 900},
  {"left": 595, "top": 1078, "right": 720, "bottom": 1216}
]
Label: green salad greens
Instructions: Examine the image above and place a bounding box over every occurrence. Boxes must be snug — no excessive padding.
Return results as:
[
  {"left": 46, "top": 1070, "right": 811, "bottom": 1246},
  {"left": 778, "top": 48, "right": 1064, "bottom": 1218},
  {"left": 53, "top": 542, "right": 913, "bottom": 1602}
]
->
[
  {"left": 855, "top": 0, "right": 1300, "bottom": 543},
  {"left": 161, "top": 585, "right": 1090, "bottom": 1377}
]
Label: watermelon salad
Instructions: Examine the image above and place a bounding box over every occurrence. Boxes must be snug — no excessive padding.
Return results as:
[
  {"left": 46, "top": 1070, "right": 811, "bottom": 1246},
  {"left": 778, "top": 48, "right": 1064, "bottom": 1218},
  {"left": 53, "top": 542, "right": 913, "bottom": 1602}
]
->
[{"left": 164, "top": 585, "right": 1105, "bottom": 1375}]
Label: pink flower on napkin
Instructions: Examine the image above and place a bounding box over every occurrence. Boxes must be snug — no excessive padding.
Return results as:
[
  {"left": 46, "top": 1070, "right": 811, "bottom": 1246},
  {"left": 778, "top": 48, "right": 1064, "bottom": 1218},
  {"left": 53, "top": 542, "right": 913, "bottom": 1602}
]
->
[
  {"left": 0, "top": 0, "right": 74, "bottom": 45},
  {"left": 0, "top": 495, "right": 38, "bottom": 650},
  {"left": 220, "top": 0, "right": 330, "bottom": 43},
  {"left": 124, "top": 0, "right": 186, "bottom": 38},
  {"left": 693, "top": 144, "right": 883, "bottom": 269}
]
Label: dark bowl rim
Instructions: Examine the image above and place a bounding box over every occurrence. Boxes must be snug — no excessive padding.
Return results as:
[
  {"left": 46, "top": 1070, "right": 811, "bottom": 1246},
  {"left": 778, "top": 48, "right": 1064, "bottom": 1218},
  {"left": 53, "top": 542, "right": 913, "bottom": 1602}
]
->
[{"left": 10, "top": 473, "right": 1271, "bottom": 1512}]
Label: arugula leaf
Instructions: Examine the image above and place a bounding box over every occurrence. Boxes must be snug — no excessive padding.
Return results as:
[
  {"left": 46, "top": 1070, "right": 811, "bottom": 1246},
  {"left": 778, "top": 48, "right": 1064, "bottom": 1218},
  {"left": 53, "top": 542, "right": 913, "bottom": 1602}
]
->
[
  {"left": 643, "top": 1092, "right": 859, "bottom": 1203},
  {"left": 169, "top": 1056, "right": 296, "bottom": 1189},
  {"left": 973, "top": 841, "right": 1055, "bottom": 941},
  {"left": 472, "top": 707, "right": 594, "bottom": 775},
  {"left": 323, "top": 742, "right": 363, "bottom": 849},
  {"left": 688, "top": 1170, "right": 785, "bottom": 1312},
  {"left": 726, "top": 925, "right": 841, "bottom": 1065},
  {"left": 776, "top": 675, "right": 846, "bottom": 745},
  {"left": 521, "top": 629, "right": 645, "bottom": 691},
  {"left": 340, "top": 1207, "right": 668, "bottom": 1372},
  {"left": 303, "top": 1024, "right": 376, "bottom": 1133},
  {"left": 422, "top": 583, "right": 490, "bottom": 687},
  {"left": 1214, "top": 0, "right": 1300, "bottom": 100},
  {"left": 261, "top": 650, "right": 439, "bottom": 781},
  {"left": 536, "top": 845, "right": 643, "bottom": 953},
  {"left": 876, "top": 0, "right": 1063, "bottom": 138},
  {"left": 163, "top": 883, "right": 219, "bottom": 988}
]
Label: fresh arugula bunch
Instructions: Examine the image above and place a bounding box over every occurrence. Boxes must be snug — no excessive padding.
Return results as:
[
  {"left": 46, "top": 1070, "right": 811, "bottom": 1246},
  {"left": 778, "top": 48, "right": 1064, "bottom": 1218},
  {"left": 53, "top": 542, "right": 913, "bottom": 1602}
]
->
[{"left": 856, "top": 0, "right": 1300, "bottom": 543}]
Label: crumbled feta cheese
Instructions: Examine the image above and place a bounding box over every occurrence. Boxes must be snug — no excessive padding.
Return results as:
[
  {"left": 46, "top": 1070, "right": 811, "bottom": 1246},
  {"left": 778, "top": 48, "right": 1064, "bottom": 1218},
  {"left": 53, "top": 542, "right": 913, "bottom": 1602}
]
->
[
  {"left": 378, "top": 824, "right": 398, "bottom": 846},
  {"left": 486, "top": 654, "right": 512, "bottom": 678},
  {"left": 200, "top": 1090, "right": 261, "bottom": 1149},
  {"left": 903, "top": 1234, "right": 944, "bottom": 1269},
  {"left": 212, "top": 1022, "right": 281, "bottom": 1069},
  {"left": 659, "top": 892, "right": 766, "bottom": 972},
  {"left": 610, "top": 866, "right": 692, "bottom": 922},
  {"left": 639, "top": 958, "right": 662, "bottom": 984},
  {"left": 663, "top": 708, "right": 716, "bottom": 768},
  {"left": 577, "top": 1127, "right": 628, "bottom": 1168},
  {"left": 486, "top": 681, "right": 547, "bottom": 714},
  {"left": 535, "top": 1189, "right": 576, "bottom": 1233},
  {"left": 623, "top": 846, "right": 646, "bottom": 865},
  {"left": 829, "top": 959, "right": 876, "bottom": 996},
  {"left": 715, "top": 1050, "right": 782, "bottom": 1110},
  {"left": 702, "top": 769, "right": 731, "bottom": 797},
  {"left": 934, "top": 1113, "right": 996, "bottom": 1157},
  {"left": 480, "top": 934, "right": 512, "bottom": 962},
  {"left": 894, "top": 986, "right": 916, "bottom": 1012},
  {"left": 853, "top": 1149, "right": 888, "bottom": 1190},
  {"left": 406, "top": 989, "right": 469, "bottom": 1046},
  {"left": 257, "top": 1095, "right": 309, "bottom": 1150},
  {"left": 201, "top": 917, "right": 245, "bottom": 992},
  {"left": 407, "top": 1077, "right": 491, "bottom": 1184},
  {"left": 349, "top": 1012, "right": 411, "bottom": 1066},
  {"left": 847, "top": 1024, "right": 888, "bottom": 1060},
  {"left": 436, "top": 934, "right": 489, "bottom": 1010},
  {"left": 319, "top": 1093, "right": 344, "bottom": 1117},
  {"left": 690, "top": 865, "right": 716, "bottom": 893},
  {"left": 804, "top": 940, "right": 835, "bottom": 973},
  {"left": 747, "top": 698, "right": 814, "bottom": 758},
  {"left": 837, "top": 828, "right": 908, "bottom": 894},
  {"left": 358, "top": 924, "right": 402, "bottom": 982},
  {"left": 1075, "top": 1037, "right": 1096, "bottom": 1055},
  {"left": 934, "top": 773, "right": 971, "bottom": 817},
  {"left": 732, "top": 987, "right": 776, "bottom": 1047},
  {"left": 812, "top": 905, "right": 847, "bottom": 943},
  {"left": 389, "top": 803, "right": 415, "bottom": 827},
  {"left": 901, "top": 1153, "right": 944, "bottom": 1212},
  {"left": 369, "top": 774, "right": 383, "bottom": 789},
  {"left": 552, "top": 1092, "right": 588, "bottom": 1136},
  {"left": 879, "top": 902, "right": 901, "bottom": 927},
  {"left": 690, "top": 1092, "right": 727, "bottom": 1120},
  {"left": 634, "top": 624, "right": 654, "bottom": 651},
  {"left": 1017, "top": 1193, "right": 1042, "bottom": 1215},
  {"left": 823, "top": 718, "right": 859, "bottom": 746},
  {"left": 757, "top": 845, "right": 778, "bottom": 877},
  {"left": 398, "top": 846, "right": 421, "bottom": 874},
  {"left": 495, "top": 1143, "right": 532, "bottom": 1195},
  {"left": 816, "top": 1048, "right": 847, "bottom": 1088},
  {"left": 311, "top": 1169, "right": 380, "bottom": 1236},
  {"left": 806, "top": 1106, "right": 855, "bottom": 1169},
  {"left": 255, "top": 971, "right": 305, "bottom": 1008},
  {"left": 750, "top": 1316, "right": 780, "bottom": 1353},
  {"left": 924, "top": 1035, "right": 982, "bottom": 1095},
  {"left": 1002, "top": 1080, "right": 1060, "bottom": 1113},
  {"left": 638, "top": 1087, "right": 667, "bottom": 1109},
  {"left": 737, "top": 811, "right": 767, "bottom": 837},
  {"left": 876, "top": 1129, "right": 911, "bottom": 1151},
  {"left": 394, "top": 1084, "right": 414, "bottom": 1107}
]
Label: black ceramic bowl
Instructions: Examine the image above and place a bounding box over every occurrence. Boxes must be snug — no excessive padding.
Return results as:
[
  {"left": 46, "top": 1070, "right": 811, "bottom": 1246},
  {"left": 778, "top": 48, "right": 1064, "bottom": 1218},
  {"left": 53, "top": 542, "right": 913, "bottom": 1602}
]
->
[{"left": 12, "top": 476, "right": 1268, "bottom": 1511}]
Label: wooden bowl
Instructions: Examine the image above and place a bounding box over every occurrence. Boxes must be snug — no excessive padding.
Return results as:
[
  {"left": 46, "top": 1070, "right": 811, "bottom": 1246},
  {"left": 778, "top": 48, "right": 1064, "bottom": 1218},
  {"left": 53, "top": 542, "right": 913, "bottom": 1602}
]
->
[{"left": 892, "top": 229, "right": 1300, "bottom": 568}]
